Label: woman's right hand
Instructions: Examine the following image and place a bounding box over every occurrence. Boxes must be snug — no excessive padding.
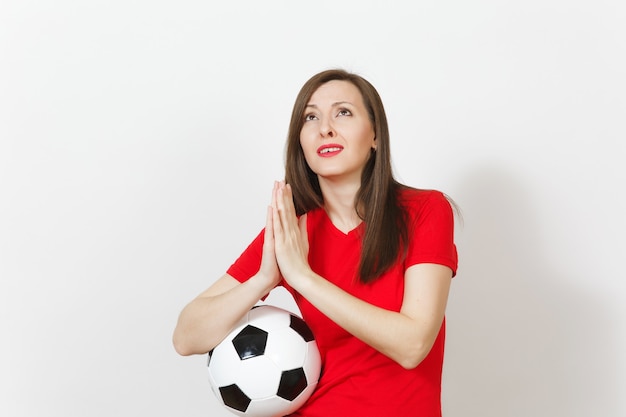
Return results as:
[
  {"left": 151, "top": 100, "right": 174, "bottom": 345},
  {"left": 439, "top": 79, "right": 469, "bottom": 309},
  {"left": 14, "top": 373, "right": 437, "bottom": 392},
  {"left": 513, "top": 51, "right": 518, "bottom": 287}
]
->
[
  {"left": 173, "top": 183, "right": 286, "bottom": 356},
  {"left": 255, "top": 197, "right": 282, "bottom": 292}
]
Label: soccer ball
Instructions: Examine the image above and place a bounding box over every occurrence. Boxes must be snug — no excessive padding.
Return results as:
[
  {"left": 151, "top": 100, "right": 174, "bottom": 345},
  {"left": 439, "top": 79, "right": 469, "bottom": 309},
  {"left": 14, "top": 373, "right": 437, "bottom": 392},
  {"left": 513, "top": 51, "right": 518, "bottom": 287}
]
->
[{"left": 207, "top": 305, "right": 322, "bottom": 417}]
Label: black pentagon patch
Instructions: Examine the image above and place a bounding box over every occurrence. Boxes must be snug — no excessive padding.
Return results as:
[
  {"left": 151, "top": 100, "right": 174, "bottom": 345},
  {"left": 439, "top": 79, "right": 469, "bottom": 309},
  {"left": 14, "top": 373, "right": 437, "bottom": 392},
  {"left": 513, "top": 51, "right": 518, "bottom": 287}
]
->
[
  {"left": 219, "top": 384, "right": 251, "bottom": 412},
  {"left": 277, "top": 368, "right": 308, "bottom": 401},
  {"left": 289, "top": 315, "right": 315, "bottom": 342},
  {"left": 232, "top": 325, "right": 268, "bottom": 360}
]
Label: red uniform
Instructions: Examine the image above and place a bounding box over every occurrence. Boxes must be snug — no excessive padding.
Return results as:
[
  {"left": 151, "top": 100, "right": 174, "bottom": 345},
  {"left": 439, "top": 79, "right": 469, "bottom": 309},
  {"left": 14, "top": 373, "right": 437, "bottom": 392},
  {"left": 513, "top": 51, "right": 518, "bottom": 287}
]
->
[{"left": 227, "top": 188, "right": 458, "bottom": 416}]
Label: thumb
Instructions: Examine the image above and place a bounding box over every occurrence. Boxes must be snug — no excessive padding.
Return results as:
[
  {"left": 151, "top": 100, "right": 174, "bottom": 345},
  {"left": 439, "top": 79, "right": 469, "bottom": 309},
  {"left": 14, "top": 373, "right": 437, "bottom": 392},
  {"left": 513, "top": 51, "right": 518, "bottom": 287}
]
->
[{"left": 298, "top": 213, "right": 308, "bottom": 250}]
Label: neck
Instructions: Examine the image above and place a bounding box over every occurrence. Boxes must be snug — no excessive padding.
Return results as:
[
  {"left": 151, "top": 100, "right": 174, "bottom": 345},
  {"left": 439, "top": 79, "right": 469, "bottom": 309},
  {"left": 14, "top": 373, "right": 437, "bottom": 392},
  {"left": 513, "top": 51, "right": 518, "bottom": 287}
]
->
[{"left": 318, "top": 176, "right": 363, "bottom": 233}]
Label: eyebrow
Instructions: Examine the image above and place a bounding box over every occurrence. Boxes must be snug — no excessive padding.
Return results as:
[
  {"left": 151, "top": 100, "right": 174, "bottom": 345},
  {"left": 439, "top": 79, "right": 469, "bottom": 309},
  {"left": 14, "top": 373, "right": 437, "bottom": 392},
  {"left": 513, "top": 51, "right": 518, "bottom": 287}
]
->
[{"left": 305, "top": 101, "right": 354, "bottom": 109}]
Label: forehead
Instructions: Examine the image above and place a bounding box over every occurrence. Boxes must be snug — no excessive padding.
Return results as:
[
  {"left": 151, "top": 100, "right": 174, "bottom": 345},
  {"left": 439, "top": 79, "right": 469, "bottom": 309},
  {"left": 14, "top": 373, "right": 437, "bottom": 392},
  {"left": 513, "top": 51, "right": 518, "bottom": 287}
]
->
[{"left": 307, "top": 80, "right": 363, "bottom": 106}]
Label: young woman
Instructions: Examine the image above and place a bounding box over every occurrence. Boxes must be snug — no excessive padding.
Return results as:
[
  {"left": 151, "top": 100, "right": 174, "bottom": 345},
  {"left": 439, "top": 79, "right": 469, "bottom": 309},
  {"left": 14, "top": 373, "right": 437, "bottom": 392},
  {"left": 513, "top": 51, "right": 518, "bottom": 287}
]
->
[{"left": 173, "top": 69, "right": 458, "bottom": 416}]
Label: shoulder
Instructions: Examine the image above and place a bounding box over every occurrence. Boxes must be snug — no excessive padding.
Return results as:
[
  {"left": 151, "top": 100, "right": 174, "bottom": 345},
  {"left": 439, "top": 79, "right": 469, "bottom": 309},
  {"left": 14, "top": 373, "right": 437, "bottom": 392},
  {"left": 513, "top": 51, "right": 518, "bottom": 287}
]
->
[
  {"left": 397, "top": 187, "right": 453, "bottom": 215},
  {"left": 396, "top": 186, "right": 456, "bottom": 230}
]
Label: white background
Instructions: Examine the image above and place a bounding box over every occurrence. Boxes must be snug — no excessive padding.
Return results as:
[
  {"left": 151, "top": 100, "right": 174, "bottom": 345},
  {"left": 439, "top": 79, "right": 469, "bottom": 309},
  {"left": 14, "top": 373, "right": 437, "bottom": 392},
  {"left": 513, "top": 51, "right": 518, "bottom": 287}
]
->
[{"left": 1, "top": 1, "right": 624, "bottom": 416}]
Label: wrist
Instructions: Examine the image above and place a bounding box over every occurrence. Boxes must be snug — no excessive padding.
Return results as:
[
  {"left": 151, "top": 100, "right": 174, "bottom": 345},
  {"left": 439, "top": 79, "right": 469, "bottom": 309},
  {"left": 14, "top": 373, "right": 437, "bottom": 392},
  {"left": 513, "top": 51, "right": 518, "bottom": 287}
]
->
[
  {"left": 250, "top": 271, "right": 278, "bottom": 296},
  {"left": 287, "top": 268, "right": 317, "bottom": 295}
]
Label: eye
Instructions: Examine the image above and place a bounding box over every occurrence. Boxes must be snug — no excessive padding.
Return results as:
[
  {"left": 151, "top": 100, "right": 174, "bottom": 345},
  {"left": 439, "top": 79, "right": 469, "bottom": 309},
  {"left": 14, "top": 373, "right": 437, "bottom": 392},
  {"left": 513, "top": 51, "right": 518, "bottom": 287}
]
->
[
  {"left": 337, "top": 108, "right": 352, "bottom": 117},
  {"left": 304, "top": 113, "right": 318, "bottom": 122}
]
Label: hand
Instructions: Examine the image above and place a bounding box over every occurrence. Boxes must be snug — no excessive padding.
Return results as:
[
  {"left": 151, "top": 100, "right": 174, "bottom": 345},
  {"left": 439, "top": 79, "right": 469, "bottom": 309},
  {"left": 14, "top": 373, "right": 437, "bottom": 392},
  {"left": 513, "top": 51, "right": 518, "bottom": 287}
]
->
[
  {"left": 256, "top": 204, "right": 281, "bottom": 292},
  {"left": 271, "top": 181, "right": 310, "bottom": 286}
]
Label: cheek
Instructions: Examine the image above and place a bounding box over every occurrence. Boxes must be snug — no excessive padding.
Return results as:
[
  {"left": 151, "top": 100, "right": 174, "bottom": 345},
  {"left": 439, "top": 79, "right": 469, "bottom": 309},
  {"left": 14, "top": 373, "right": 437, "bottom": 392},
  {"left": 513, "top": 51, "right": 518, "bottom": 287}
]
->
[
  {"left": 299, "top": 133, "right": 316, "bottom": 163},
  {"left": 299, "top": 128, "right": 316, "bottom": 151},
  {"left": 357, "top": 127, "right": 376, "bottom": 150}
]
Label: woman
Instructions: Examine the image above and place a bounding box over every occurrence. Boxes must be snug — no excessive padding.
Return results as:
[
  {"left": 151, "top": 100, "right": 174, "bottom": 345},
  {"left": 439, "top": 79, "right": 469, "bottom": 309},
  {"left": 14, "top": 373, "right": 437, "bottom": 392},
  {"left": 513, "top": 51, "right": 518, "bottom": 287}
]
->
[{"left": 173, "top": 69, "right": 458, "bottom": 416}]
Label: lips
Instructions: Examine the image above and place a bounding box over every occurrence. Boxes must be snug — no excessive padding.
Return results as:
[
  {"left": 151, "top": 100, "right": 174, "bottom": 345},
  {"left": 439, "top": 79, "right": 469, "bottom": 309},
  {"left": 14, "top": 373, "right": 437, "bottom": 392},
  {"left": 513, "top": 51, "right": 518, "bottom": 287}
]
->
[{"left": 317, "top": 144, "right": 344, "bottom": 157}]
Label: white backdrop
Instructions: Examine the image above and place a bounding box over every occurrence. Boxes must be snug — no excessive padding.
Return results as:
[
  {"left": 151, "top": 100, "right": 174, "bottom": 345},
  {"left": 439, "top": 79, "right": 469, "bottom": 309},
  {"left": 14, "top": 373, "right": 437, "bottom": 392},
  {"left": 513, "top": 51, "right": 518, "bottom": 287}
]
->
[{"left": 1, "top": 1, "right": 624, "bottom": 416}]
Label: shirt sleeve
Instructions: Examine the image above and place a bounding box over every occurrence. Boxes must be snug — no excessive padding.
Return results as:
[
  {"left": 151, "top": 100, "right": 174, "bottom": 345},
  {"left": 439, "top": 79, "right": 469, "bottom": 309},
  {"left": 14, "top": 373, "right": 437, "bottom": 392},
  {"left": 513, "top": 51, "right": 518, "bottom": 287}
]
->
[
  {"left": 226, "top": 228, "right": 265, "bottom": 283},
  {"left": 404, "top": 190, "right": 458, "bottom": 276}
]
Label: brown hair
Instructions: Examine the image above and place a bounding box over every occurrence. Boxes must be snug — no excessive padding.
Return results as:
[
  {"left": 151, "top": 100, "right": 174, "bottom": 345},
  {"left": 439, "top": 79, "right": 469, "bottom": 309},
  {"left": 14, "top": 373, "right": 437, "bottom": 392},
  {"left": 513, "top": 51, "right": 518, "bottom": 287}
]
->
[{"left": 284, "top": 69, "right": 408, "bottom": 283}]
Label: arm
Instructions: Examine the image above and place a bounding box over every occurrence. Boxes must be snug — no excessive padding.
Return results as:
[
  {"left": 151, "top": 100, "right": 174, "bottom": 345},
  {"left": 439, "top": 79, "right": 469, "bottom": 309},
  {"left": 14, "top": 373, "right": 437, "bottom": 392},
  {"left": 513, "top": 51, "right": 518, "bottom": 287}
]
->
[
  {"left": 172, "top": 273, "right": 270, "bottom": 356},
  {"left": 288, "top": 263, "right": 451, "bottom": 369},
  {"left": 272, "top": 182, "right": 453, "bottom": 369},
  {"left": 172, "top": 207, "right": 281, "bottom": 356}
]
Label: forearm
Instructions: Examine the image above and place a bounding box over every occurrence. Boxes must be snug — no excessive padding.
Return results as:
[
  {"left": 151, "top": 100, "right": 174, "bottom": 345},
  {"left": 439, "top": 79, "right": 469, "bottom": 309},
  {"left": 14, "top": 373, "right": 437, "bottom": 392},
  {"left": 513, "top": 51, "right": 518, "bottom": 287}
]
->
[
  {"left": 292, "top": 266, "right": 451, "bottom": 369},
  {"left": 172, "top": 274, "right": 271, "bottom": 356}
]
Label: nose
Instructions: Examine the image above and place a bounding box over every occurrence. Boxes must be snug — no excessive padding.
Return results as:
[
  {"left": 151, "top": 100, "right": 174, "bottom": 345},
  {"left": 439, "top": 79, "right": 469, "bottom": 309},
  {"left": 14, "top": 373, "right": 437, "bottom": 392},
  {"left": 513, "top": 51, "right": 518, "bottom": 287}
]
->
[{"left": 320, "top": 118, "right": 335, "bottom": 138}]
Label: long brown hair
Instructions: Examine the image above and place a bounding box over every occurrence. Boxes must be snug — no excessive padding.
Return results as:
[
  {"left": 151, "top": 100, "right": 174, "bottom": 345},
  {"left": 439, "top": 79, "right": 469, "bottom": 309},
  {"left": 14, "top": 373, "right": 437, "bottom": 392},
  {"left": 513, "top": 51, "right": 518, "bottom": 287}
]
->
[{"left": 285, "top": 69, "right": 408, "bottom": 283}]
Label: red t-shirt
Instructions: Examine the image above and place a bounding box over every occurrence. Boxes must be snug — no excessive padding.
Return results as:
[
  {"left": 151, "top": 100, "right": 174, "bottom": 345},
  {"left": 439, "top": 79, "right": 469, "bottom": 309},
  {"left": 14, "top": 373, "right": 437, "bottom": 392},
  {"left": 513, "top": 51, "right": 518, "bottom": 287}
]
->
[{"left": 227, "top": 188, "right": 458, "bottom": 417}]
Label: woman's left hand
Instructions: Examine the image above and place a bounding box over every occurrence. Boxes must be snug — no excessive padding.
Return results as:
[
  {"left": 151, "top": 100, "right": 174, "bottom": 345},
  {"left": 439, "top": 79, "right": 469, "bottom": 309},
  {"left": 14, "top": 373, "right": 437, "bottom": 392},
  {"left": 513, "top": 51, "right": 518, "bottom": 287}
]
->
[{"left": 271, "top": 181, "right": 311, "bottom": 286}]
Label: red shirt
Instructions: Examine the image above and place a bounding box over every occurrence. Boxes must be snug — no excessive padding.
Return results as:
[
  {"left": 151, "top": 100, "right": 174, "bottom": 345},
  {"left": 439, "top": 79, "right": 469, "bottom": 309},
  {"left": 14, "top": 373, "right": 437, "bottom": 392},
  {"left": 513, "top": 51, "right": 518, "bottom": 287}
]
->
[{"left": 227, "top": 188, "right": 458, "bottom": 417}]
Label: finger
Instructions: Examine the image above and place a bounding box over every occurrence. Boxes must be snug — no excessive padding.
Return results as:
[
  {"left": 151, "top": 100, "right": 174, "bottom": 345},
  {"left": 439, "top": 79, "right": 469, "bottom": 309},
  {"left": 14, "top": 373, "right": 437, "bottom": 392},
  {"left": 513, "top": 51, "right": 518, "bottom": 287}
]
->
[
  {"left": 272, "top": 202, "right": 283, "bottom": 240},
  {"left": 277, "top": 184, "right": 297, "bottom": 230},
  {"left": 275, "top": 184, "right": 288, "bottom": 221},
  {"left": 282, "top": 183, "right": 297, "bottom": 217},
  {"left": 262, "top": 206, "right": 277, "bottom": 271},
  {"left": 264, "top": 205, "right": 274, "bottom": 246},
  {"left": 298, "top": 213, "right": 308, "bottom": 252},
  {"left": 298, "top": 213, "right": 307, "bottom": 239},
  {"left": 271, "top": 181, "right": 285, "bottom": 233},
  {"left": 271, "top": 181, "right": 279, "bottom": 210}
]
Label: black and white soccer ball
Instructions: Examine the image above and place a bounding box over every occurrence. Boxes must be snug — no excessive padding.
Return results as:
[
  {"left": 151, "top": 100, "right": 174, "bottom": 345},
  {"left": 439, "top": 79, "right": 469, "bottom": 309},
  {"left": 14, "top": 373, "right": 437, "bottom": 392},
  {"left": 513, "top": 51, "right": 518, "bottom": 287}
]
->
[{"left": 207, "top": 305, "right": 321, "bottom": 417}]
